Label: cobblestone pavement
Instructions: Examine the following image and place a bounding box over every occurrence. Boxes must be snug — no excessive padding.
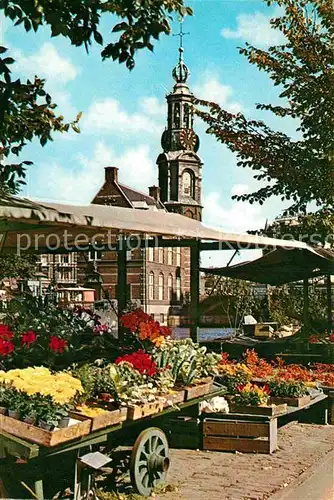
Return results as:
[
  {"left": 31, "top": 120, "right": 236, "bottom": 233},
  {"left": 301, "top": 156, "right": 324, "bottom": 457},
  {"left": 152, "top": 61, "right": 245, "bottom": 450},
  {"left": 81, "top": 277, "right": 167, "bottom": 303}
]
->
[{"left": 156, "top": 423, "right": 334, "bottom": 500}]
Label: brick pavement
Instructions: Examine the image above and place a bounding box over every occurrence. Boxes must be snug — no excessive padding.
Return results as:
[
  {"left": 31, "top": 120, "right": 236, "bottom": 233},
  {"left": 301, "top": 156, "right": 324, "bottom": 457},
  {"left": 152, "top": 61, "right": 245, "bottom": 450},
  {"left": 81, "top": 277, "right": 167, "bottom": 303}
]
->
[{"left": 156, "top": 423, "right": 334, "bottom": 500}]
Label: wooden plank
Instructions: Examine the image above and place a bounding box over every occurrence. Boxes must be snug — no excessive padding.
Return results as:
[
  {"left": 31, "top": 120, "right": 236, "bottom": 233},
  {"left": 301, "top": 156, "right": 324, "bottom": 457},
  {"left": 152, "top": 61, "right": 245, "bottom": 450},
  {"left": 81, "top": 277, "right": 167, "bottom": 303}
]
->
[
  {"left": 269, "top": 419, "right": 277, "bottom": 453},
  {"left": 70, "top": 407, "right": 127, "bottom": 432},
  {"left": 203, "top": 420, "right": 269, "bottom": 438},
  {"left": 203, "top": 436, "right": 270, "bottom": 454},
  {"left": 0, "top": 430, "right": 40, "bottom": 459},
  {"left": 270, "top": 396, "right": 311, "bottom": 408},
  {"left": 229, "top": 403, "right": 287, "bottom": 416}
]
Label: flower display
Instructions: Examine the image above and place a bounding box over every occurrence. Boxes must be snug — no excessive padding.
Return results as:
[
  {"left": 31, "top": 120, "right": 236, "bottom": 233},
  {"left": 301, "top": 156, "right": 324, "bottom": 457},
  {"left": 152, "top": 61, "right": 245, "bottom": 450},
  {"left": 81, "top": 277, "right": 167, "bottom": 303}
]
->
[
  {"left": 308, "top": 334, "right": 320, "bottom": 344},
  {"left": 0, "top": 367, "right": 84, "bottom": 404},
  {"left": 49, "top": 336, "right": 68, "bottom": 353},
  {"left": 235, "top": 383, "right": 270, "bottom": 407},
  {"left": 243, "top": 349, "right": 274, "bottom": 378},
  {"left": 21, "top": 330, "right": 37, "bottom": 347},
  {"left": 120, "top": 309, "right": 171, "bottom": 346},
  {"left": 216, "top": 362, "right": 252, "bottom": 394},
  {"left": 116, "top": 350, "right": 157, "bottom": 377}
]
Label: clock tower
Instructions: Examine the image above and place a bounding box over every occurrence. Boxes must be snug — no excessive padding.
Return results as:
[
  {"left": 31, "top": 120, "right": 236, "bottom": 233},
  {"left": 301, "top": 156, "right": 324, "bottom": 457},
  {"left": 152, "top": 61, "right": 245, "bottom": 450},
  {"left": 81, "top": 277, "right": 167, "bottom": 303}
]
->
[{"left": 157, "top": 38, "right": 203, "bottom": 221}]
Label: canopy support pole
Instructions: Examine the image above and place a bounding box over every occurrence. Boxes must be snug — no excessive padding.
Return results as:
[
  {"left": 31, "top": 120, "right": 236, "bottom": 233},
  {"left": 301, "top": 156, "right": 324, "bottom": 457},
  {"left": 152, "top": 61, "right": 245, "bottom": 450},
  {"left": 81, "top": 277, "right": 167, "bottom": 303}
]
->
[
  {"left": 326, "top": 274, "right": 333, "bottom": 332},
  {"left": 190, "top": 241, "right": 200, "bottom": 343},
  {"left": 303, "top": 278, "right": 309, "bottom": 327},
  {"left": 117, "top": 236, "right": 128, "bottom": 340}
]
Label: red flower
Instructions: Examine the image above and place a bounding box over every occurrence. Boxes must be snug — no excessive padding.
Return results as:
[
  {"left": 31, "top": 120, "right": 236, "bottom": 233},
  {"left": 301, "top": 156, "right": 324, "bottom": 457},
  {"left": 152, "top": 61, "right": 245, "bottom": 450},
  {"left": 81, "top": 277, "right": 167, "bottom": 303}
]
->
[
  {"left": 236, "top": 384, "right": 245, "bottom": 392},
  {"left": 262, "top": 384, "right": 271, "bottom": 394},
  {"left": 49, "top": 336, "right": 68, "bottom": 353},
  {"left": 116, "top": 350, "right": 157, "bottom": 377},
  {"left": 0, "top": 324, "right": 14, "bottom": 340},
  {"left": 0, "top": 339, "right": 14, "bottom": 356},
  {"left": 308, "top": 335, "right": 320, "bottom": 344},
  {"left": 21, "top": 330, "right": 37, "bottom": 347},
  {"left": 329, "top": 333, "right": 334, "bottom": 343}
]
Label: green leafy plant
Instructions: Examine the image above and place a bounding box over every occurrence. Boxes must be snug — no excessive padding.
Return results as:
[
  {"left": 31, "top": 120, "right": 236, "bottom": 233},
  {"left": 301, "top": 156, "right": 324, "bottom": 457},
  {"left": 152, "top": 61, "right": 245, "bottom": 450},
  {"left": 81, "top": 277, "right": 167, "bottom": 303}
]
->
[
  {"left": 269, "top": 379, "right": 309, "bottom": 398},
  {"left": 152, "top": 338, "right": 220, "bottom": 386}
]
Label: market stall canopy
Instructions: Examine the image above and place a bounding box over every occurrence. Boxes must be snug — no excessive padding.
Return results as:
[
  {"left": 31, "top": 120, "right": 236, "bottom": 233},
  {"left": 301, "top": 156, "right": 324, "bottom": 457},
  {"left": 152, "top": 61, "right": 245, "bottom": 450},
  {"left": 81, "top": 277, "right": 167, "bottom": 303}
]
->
[
  {"left": 201, "top": 247, "right": 334, "bottom": 285},
  {"left": 0, "top": 195, "right": 315, "bottom": 253}
]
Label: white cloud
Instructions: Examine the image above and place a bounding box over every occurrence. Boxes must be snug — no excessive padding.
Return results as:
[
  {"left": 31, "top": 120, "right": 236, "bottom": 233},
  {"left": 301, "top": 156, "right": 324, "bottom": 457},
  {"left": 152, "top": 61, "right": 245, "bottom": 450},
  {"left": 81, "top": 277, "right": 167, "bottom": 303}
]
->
[
  {"left": 203, "top": 191, "right": 264, "bottom": 234},
  {"left": 231, "top": 184, "right": 249, "bottom": 197},
  {"left": 193, "top": 73, "right": 243, "bottom": 113},
  {"left": 221, "top": 11, "right": 285, "bottom": 47},
  {"left": 83, "top": 98, "right": 161, "bottom": 136},
  {"left": 29, "top": 141, "right": 156, "bottom": 204},
  {"left": 14, "top": 43, "right": 78, "bottom": 84},
  {"left": 140, "top": 97, "right": 166, "bottom": 117}
]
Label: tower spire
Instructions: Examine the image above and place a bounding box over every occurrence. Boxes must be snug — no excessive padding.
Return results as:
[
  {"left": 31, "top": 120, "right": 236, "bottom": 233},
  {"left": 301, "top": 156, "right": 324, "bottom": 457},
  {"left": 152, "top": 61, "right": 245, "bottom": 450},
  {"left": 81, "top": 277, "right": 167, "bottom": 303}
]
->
[{"left": 172, "top": 20, "right": 190, "bottom": 84}]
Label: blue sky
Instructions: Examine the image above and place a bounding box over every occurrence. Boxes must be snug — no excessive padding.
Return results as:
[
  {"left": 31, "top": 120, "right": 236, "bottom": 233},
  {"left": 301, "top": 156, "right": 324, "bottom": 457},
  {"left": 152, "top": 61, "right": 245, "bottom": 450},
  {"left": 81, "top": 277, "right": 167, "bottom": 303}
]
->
[{"left": 1, "top": 1, "right": 295, "bottom": 265}]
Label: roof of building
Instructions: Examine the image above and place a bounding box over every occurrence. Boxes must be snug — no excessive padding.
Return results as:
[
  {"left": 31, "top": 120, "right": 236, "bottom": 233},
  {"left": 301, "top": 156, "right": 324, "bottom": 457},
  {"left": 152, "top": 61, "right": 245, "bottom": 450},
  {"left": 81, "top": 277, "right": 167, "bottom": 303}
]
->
[
  {"left": 201, "top": 247, "right": 334, "bottom": 285},
  {"left": 119, "top": 184, "right": 165, "bottom": 210}
]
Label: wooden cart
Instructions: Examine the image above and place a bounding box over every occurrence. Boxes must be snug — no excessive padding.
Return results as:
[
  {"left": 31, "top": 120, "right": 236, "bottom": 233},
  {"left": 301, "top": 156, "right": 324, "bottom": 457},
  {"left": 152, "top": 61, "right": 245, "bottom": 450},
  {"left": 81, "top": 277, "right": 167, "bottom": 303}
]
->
[{"left": 0, "top": 387, "right": 226, "bottom": 499}]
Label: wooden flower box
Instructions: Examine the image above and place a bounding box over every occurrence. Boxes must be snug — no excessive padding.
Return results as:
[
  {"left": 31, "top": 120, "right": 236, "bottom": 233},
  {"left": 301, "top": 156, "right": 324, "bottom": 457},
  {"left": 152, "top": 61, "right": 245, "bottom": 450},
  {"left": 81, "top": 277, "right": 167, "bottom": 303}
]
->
[
  {"left": 270, "top": 395, "right": 311, "bottom": 408},
  {"left": 127, "top": 400, "right": 164, "bottom": 420},
  {"left": 163, "top": 389, "right": 186, "bottom": 407},
  {"left": 0, "top": 414, "right": 90, "bottom": 447},
  {"left": 203, "top": 417, "right": 277, "bottom": 454},
  {"left": 70, "top": 406, "right": 127, "bottom": 432},
  {"left": 229, "top": 402, "right": 287, "bottom": 417},
  {"left": 185, "top": 378, "right": 214, "bottom": 401}
]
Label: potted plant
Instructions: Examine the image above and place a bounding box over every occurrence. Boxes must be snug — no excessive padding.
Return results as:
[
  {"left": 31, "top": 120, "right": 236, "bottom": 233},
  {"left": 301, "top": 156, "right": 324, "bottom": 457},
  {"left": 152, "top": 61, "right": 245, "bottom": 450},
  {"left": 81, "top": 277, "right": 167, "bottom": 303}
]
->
[
  {"left": 36, "top": 395, "right": 59, "bottom": 431},
  {"left": 269, "top": 379, "right": 310, "bottom": 407},
  {"left": 6, "top": 387, "right": 27, "bottom": 420},
  {"left": 55, "top": 403, "right": 72, "bottom": 428}
]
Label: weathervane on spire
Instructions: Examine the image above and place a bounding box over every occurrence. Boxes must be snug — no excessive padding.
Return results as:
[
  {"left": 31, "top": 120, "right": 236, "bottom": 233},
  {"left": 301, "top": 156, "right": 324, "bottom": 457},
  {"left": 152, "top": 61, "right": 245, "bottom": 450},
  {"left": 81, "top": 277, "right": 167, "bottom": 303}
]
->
[{"left": 172, "top": 18, "right": 190, "bottom": 84}]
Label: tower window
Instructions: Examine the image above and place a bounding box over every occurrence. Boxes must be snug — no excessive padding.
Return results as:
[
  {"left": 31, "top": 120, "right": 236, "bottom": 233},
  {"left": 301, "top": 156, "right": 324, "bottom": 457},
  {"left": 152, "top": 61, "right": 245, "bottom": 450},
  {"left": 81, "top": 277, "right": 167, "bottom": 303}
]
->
[
  {"left": 174, "top": 103, "right": 181, "bottom": 128},
  {"left": 182, "top": 170, "right": 194, "bottom": 197},
  {"left": 176, "top": 247, "right": 181, "bottom": 266},
  {"left": 184, "top": 103, "right": 191, "bottom": 128},
  {"left": 148, "top": 247, "right": 154, "bottom": 262}
]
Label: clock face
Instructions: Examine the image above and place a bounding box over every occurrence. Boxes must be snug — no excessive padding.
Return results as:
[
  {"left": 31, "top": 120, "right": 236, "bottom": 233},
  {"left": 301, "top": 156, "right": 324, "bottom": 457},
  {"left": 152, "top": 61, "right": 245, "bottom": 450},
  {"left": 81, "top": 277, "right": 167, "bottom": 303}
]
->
[{"left": 180, "top": 129, "right": 197, "bottom": 150}]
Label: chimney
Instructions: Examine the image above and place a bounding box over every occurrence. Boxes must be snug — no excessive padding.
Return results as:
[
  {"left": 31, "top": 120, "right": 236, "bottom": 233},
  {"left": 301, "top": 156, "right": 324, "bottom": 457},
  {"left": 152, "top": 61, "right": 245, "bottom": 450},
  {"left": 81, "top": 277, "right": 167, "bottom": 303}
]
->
[
  {"left": 149, "top": 185, "right": 161, "bottom": 201},
  {"left": 105, "top": 166, "right": 119, "bottom": 183}
]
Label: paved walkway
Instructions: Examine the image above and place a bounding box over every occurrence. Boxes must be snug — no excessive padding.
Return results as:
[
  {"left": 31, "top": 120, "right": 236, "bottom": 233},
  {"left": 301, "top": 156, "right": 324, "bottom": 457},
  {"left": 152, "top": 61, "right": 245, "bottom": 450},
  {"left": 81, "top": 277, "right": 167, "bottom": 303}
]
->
[{"left": 156, "top": 423, "right": 334, "bottom": 500}]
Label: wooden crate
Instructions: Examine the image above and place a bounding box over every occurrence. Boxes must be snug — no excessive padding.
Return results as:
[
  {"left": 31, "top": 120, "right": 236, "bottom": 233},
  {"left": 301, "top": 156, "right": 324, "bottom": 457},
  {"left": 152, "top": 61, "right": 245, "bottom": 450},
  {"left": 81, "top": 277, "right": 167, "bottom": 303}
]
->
[
  {"left": 127, "top": 401, "right": 164, "bottom": 420},
  {"left": 185, "top": 379, "right": 213, "bottom": 401},
  {"left": 0, "top": 414, "right": 90, "bottom": 447},
  {"left": 163, "top": 389, "right": 186, "bottom": 407},
  {"left": 71, "top": 407, "right": 127, "bottom": 432},
  {"left": 229, "top": 402, "right": 287, "bottom": 417},
  {"left": 203, "top": 418, "right": 277, "bottom": 454},
  {"left": 270, "top": 396, "right": 311, "bottom": 408},
  {"left": 166, "top": 416, "right": 202, "bottom": 450}
]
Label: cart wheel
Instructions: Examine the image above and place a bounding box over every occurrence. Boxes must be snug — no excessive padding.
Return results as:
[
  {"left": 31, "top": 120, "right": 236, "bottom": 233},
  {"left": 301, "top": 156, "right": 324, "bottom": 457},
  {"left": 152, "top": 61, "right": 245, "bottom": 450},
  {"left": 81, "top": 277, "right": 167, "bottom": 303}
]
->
[{"left": 130, "top": 428, "right": 170, "bottom": 497}]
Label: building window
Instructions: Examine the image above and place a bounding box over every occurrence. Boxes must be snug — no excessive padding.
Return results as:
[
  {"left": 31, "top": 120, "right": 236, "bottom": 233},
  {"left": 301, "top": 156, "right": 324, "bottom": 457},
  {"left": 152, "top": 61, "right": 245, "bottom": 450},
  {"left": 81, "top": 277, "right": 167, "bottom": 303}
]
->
[
  {"left": 167, "top": 247, "right": 173, "bottom": 265},
  {"left": 168, "top": 274, "right": 173, "bottom": 301},
  {"left": 158, "top": 273, "right": 164, "bottom": 301},
  {"left": 158, "top": 247, "right": 164, "bottom": 264},
  {"left": 182, "top": 170, "right": 194, "bottom": 197},
  {"left": 88, "top": 249, "right": 103, "bottom": 261},
  {"left": 176, "top": 247, "right": 181, "bottom": 266},
  {"left": 176, "top": 276, "right": 181, "bottom": 301},
  {"left": 149, "top": 272, "right": 154, "bottom": 300},
  {"left": 160, "top": 313, "right": 165, "bottom": 325},
  {"left": 148, "top": 247, "right": 154, "bottom": 262}
]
